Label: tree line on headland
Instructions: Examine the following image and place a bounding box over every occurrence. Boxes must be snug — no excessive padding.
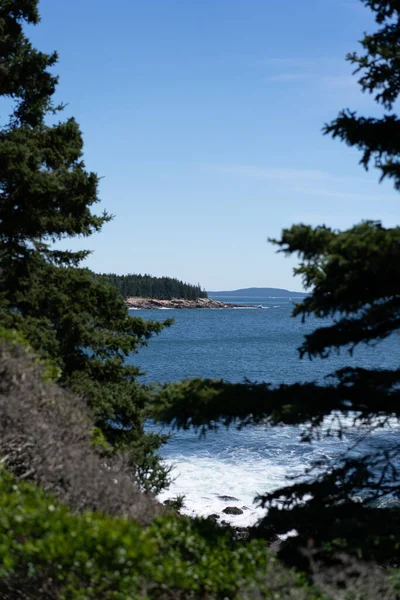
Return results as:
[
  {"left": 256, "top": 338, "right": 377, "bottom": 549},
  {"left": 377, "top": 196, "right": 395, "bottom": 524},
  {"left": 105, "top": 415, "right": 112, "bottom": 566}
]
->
[
  {"left": 0, "top": 0, "right": 399, "bottom": 597},
  {"left": 101, "top": 272, "right": 208, "bottom": 300}
]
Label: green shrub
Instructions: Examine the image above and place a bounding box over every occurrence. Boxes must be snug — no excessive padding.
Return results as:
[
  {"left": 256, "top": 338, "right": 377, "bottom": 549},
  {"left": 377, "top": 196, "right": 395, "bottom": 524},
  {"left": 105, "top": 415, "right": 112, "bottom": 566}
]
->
[
  {"left": 1, "top": 466, "right": 398, "bottom": 599},
  {"left": 0, "top": 468, "right": 271, "bottom": 599}
]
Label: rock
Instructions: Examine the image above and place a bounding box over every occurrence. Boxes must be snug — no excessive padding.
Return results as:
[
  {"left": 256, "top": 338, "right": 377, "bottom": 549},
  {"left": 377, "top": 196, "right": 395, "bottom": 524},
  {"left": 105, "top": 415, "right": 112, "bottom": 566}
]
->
[
  {"left": 125, "top": 297, "right": 253, "bottom": 310},
  {"left": 241, "top": 506, "right": 249, "bottom": 510},
  {"left": 222, "top": 506, "right": 243, "bottom": 515},
  {"left": 208, "top": 513, "right": 220, "bottom": 521},
  {"left": 218, "top": 495, "right": 239, "bottom": 502},
  {"left": 233, "top": 527, "right": 250, "bottom": 540},
  {"left": 217, "top": 520, "right": 250, "bottom": 540}
]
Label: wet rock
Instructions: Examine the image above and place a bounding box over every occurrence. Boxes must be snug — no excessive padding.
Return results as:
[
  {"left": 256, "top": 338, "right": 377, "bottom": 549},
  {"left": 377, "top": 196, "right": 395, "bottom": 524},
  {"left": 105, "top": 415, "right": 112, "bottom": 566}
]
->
[
  {"left": 218, "top": 495, "right": 239, "bottom": 502},
  {"left": 125, "top": 297, "right": 250, "bottom": 310},
  {"left": 208, "top": 513, "right": 220, "bottom": 521},
  {"left": 222, "top": 506, "right": 243, "bottom": 515},
  {"left": 241, "top": 506, "right": 249, "bottom": 510},
  {"left": 233, "top": 527, "right": 250, "bottom": 540}
]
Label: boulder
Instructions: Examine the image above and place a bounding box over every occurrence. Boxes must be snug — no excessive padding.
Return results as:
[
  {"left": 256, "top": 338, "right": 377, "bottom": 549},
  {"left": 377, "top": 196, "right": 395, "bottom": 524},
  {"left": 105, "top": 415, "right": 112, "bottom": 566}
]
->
[{"left": 222, "top": 506, "right": 243, "bottom": 515}]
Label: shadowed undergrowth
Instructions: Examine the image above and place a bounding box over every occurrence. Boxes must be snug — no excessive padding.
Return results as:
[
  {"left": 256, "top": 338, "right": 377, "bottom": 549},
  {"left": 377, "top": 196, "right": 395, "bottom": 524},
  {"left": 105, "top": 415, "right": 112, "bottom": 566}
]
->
[{"left": 0, "top": 336, "right": 160, "bottom": 523}]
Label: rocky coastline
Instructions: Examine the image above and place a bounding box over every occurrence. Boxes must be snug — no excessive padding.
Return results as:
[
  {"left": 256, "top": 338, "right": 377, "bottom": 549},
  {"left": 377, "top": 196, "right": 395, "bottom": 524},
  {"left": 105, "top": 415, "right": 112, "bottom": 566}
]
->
[
  {"left": 126, "top": 296, "right": 251, "bottom": 309},
  {"left": 163, "top": 497, "right": 282, "bottom": 547}
]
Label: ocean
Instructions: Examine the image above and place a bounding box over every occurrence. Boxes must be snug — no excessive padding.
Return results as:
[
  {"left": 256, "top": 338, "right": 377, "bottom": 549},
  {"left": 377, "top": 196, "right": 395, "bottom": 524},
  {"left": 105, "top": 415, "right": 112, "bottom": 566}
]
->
[{"left": 128, "top": 296, "right": 400, "bottom": 526}]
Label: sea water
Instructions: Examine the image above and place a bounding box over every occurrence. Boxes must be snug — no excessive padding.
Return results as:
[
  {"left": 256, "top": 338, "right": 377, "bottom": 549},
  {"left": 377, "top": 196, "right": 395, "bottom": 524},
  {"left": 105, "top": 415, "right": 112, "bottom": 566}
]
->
[{"left": 128, "top": 297, "right": 400, "bottom": 526}]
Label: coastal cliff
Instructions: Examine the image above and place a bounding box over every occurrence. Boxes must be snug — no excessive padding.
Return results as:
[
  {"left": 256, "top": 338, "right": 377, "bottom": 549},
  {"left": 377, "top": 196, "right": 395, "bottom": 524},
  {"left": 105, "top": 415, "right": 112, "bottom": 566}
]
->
[{"left": 126, "top": 297, "right": 245, "bottom": 309}]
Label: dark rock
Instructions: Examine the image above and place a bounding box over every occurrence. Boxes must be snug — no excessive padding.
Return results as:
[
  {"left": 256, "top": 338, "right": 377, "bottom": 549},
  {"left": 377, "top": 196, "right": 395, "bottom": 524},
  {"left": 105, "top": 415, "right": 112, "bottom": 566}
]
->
[
  {"left": 208, "top": 513, "right": 220, "bottom": 521},
  {"left": 218, "top": 495, "right": 239, "bottom": 502},
  {"left": 233, "top": 527, "right": 250, "bottom": 540},
  {"left": 217, "top": 520, "right": 250, "bottom": 540},
  {"left": 241, "top": 506, "right": 249, "bottom": 510},
  {"left": 222, "top": 506, "right": 244, "bottom": 515}
]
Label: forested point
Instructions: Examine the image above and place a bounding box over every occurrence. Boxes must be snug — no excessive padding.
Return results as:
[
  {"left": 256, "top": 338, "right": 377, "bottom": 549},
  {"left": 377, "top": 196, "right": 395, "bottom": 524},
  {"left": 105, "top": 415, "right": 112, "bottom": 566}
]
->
[{"left": 101, "top": 272, "right": 208, "bottom": 300}]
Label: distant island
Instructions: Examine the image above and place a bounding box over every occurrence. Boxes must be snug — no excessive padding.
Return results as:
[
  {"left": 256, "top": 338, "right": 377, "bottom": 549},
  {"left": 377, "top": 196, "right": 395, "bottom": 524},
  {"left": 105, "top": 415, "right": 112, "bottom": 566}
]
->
[{"left": 208, "top": 287, "right": 307, "bottom": 297}]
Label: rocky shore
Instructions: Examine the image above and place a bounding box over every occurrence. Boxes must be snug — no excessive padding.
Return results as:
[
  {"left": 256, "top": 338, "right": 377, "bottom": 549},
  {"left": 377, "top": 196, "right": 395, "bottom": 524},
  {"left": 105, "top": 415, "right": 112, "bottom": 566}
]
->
[
  {"left": 162, "top": 494, "right": 283, "bottom": 547},
  {"left": 126, "top": 297, "right": 250, "bottom": 309}
]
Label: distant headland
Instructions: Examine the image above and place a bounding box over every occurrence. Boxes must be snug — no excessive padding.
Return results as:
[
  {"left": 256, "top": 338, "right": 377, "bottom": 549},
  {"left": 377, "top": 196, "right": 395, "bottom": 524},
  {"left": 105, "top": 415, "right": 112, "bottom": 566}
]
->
[
  {"left": 100, "top": 273, "right": 256, "bottom": 308},
  {"left": 100, "top": 274, "right": 306, "bottom": 308},
  {"left": 208, "top": 287, "right": 306, "bottom": 297}
]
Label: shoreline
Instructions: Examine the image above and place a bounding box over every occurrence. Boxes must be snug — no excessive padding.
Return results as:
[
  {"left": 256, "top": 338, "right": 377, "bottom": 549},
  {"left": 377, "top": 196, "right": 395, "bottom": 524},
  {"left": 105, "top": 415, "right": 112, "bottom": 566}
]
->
[{"left": 125, "top": 297, "right": 254, "bottom": 309}]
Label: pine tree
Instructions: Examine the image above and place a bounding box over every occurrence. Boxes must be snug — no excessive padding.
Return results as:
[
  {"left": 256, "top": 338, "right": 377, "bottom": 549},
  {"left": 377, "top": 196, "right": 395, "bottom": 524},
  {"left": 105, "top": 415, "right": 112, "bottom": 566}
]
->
[
  {"left": 101, "top": 272, "right": 208, "bottom": 300},
  {"left": 154, "top": 0, "right": 400, "bottom": 560},
  {"left": 0, "top": 0, "right": 171, "bottom": 493}
]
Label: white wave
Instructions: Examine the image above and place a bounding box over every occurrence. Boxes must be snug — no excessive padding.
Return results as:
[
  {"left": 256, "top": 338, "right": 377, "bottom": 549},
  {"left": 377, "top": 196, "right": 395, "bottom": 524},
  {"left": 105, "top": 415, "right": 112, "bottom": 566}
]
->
[
  {"left": 155, "top": 417, "right": 400, "bottom": 531},
  {"left": 157, "top": 450, "right": 306, "bottom": 527},
  {"left": 156, "top": 418, "right": 397, "bottom": 527}
]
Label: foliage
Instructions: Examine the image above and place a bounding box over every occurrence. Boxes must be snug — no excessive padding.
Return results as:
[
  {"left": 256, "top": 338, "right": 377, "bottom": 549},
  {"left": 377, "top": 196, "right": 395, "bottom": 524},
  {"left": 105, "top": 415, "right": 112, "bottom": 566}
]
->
[
  {"left": 0, "top": 467, "right": 270, "bottom": 599},
  {"left": 0, "top": 334, "right": 326, "bottom": 600},
  {"left": 0, "top": 465, "right": 395, "bottom": 599},
  {"left": 0, "top": 335, "right": 161, "bottom": 522},
  {"left": 0, "top": 0, "right": 172, "bottom": 492},
  {"left": 153, "top": 0, "right": 400, "bottom": 563},
  {"left": 103, "top": 272, "right": 208, "bottom": 300},
  {"left": 163, "top": 494, "right": 186, "bottom": 512},
  {"left": 0, "top": 324, "right": 61, "bottom": 381},
  {"left": 0, "top": 2, "right": 399, "bottom": 597},
  {"left": 0, "top": 336, "right": 396, "bottom": 599}
]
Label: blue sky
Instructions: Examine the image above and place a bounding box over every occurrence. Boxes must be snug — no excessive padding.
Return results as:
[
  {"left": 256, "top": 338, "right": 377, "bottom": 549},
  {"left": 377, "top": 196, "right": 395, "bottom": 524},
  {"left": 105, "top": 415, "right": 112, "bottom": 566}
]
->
[{"left": 29, "top": 0, "right": 398, "bottom": 291}]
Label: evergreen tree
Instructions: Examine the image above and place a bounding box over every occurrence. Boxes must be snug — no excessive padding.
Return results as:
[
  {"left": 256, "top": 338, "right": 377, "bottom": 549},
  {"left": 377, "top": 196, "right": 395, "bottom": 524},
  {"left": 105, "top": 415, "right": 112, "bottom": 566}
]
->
[
  {"left": 102, "top": 272, "right": 208, "bottom": 300},
  {"left": 0, "top": 0, "right": 171, "bottom": 492},
  {"left": 154, "top": 0, "right": 400, "bottom": 560}
]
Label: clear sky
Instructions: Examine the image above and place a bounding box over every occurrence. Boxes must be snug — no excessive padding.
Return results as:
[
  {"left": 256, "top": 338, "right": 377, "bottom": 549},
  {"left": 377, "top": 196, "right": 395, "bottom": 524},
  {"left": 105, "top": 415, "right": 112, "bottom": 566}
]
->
[{"left": 29, "top": 0, "right": 398, "bottom": 292}]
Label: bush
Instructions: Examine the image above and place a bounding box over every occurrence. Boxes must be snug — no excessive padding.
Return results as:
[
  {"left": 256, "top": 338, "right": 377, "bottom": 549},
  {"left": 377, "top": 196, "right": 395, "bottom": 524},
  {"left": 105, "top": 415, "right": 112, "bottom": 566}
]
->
[
  {"left": 0, "top": 335, "right": 160, "bottom": 523},
  {"left": 0, "top": 467, "right": 272, "bottom": 599}
]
